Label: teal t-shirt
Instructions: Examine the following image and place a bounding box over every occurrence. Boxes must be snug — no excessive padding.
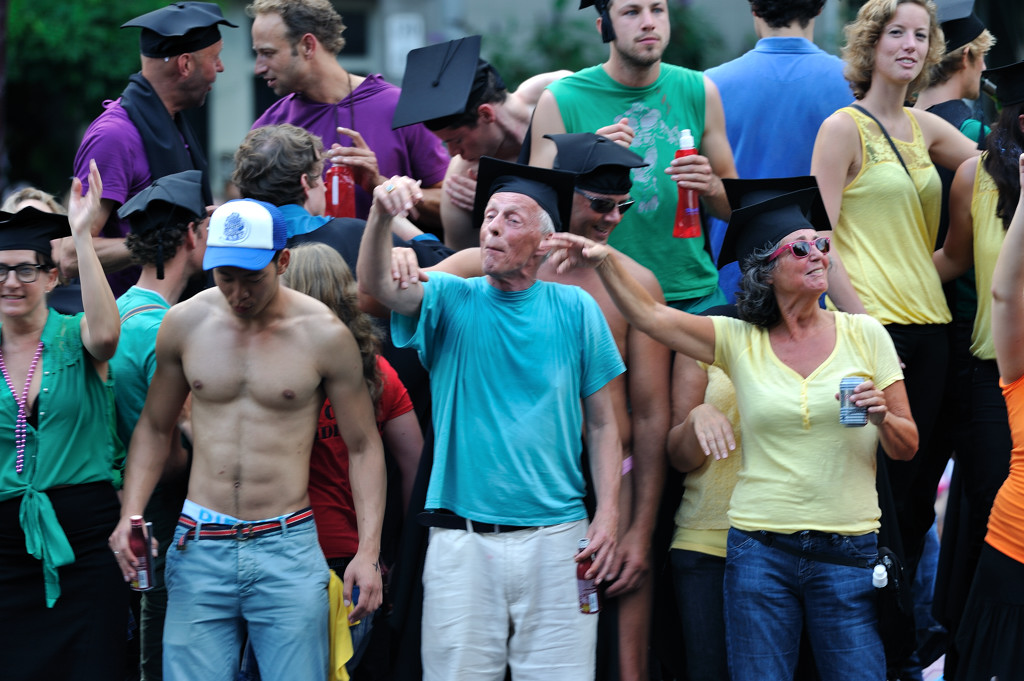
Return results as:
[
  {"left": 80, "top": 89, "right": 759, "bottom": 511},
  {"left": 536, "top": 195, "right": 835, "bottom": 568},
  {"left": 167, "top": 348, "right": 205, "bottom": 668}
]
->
[
  {"left": 111, "top": 287, "right": 169, "bottom": 448},
  {"left": 547, "top": 64, "right": 719, "bottom": 303},
  {"left": 0, "top": 310, "right": 119, "bottom": 606},
  {"left": 392, "top": 274, "right": 625, "bottom": 525}
]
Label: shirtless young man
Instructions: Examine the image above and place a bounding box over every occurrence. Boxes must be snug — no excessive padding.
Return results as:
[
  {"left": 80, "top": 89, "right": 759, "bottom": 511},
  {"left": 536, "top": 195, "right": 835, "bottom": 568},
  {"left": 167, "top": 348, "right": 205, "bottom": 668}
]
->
[{"left": 109, "top": 198, "right": 386, "bottom": 681}]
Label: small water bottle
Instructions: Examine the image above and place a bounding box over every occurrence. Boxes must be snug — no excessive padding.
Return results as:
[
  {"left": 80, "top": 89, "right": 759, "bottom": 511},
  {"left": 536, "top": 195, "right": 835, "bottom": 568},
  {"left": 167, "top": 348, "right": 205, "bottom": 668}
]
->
[
  {"left": 872, "top": 564, "right": 888, "bottom": 589},
  {"left": 673, "top": 129, "right": 701, "bottom": 239},
  {"left": 576, "top": 538, "right": 600, "bottom": 614},
  {"left": 325, "top": 164, "right": 356, "bottom": 218},
  {"left": 129, "top": 515, "right": 153, "bottom": 592}
]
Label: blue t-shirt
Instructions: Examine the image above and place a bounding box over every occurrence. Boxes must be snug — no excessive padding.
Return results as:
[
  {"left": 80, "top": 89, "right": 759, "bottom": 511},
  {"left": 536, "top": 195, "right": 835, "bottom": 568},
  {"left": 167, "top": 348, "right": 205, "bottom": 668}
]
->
[
  {"left": 111, "top": 286, "right": 169, "bottom": 447},
  {"left": 392, "top": 274, "right": 625, "bottom": 525},
  {"left": 706, "top": 37, "right": 852, "bottom": 299}
]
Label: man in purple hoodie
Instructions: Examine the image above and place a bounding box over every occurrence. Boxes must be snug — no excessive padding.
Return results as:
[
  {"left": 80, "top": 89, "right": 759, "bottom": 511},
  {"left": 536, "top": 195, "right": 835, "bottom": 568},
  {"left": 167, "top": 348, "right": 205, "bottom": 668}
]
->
[{"left": 248, "top": 0, "right": 448, "bottom": 230}]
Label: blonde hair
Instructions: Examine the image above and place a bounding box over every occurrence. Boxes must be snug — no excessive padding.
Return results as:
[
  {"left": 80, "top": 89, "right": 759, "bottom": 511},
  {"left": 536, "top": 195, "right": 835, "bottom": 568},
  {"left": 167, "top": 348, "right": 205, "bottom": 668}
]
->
[
  {"left": 927, "top": 29, "right": 995, "bottom": 86},
  {"left": 842, "top": 0, "right": 944, "bottom": 101},
  {"left": 282, "top": 243, "right": 383, "bottom": 406},
  {"left": 2, "top": 187, "right": 65, "bottom": 214}
]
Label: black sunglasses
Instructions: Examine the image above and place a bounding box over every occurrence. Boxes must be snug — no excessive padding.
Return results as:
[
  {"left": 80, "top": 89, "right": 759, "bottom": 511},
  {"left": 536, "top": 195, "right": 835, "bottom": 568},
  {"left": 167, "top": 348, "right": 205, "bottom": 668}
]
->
[
  {"left": 769, "top": 236, "right": 831, "bottom": 261},
  {"left": 575, "top": 189, "right": 634, "bottom": 215}
]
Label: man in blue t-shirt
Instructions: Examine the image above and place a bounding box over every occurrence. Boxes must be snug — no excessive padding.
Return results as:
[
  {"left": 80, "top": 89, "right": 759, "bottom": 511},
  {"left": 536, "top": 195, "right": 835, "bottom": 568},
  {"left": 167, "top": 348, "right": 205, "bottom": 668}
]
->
[
  {"left": 358, "top": 158, "right": 624, "bottom": 681},
  {"left": 705, "top": 0, "right": 852, "bottom": 300}
]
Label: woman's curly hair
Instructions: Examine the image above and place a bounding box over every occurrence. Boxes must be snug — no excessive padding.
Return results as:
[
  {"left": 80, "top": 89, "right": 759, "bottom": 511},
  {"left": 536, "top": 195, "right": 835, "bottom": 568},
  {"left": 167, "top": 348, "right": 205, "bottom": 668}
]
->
[{"left": 842, "top": 0, "right": 944, "bottom": 101}]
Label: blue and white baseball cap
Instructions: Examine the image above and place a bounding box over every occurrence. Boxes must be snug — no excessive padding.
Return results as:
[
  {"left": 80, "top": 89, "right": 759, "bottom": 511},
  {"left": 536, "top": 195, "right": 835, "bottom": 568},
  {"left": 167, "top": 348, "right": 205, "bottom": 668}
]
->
[{"left": 203, "top": 199, "right": 288, "bottom": 271}]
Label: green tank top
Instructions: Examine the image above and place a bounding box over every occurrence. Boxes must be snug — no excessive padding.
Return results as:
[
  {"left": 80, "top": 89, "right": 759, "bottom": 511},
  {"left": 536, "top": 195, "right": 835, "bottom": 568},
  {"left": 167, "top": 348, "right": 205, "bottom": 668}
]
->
[{"left": 548, "top": 64, "right": 718, "bottom": 302}]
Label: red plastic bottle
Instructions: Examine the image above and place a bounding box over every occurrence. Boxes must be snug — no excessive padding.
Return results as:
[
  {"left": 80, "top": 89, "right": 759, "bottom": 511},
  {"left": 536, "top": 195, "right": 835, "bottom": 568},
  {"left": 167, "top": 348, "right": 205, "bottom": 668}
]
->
[
  {"left": 576, "top": 538, "right": 600, "bottom": 614},
  {"left": 673, "top": 129, "right": 702, "bottom": 238},
  {"left": 129, "top": 515, "right": 153, "bottom": 592},
  {"left": 325, "top": 164, "right": 356, "bottom": 218}
]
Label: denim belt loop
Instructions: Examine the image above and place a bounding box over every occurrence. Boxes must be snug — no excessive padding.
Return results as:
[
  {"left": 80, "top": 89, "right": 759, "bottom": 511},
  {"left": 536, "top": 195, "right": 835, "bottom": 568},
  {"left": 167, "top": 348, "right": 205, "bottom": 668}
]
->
[
  {"left": 194, "top": 518, "right": 202, "bottom": 542},
  {"left": 279, "top": 515, "right": 289, "bottom": 538}
]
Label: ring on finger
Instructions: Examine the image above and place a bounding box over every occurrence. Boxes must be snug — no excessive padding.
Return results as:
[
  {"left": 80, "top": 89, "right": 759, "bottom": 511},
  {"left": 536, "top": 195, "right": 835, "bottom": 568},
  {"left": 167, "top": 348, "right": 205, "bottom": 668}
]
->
[{"left": 385, "top": 184, "right": 395, "bottom": 193}]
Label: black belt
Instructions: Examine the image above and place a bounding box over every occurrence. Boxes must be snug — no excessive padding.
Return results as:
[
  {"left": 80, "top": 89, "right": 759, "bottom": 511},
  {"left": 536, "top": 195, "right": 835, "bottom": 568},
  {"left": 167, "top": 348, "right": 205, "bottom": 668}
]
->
[
  {"left": 738, "top": 529, "right": 875, "bottom": 569},
  {"left": 417, "top": 511, "right": 535, "bottom": 534}
]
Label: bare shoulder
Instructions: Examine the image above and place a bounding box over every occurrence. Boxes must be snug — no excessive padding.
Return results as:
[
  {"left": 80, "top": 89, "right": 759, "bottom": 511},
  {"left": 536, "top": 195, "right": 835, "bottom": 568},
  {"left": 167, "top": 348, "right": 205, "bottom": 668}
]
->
[{"left": 512, "top": 70, "right": 573, "bottom": 108}]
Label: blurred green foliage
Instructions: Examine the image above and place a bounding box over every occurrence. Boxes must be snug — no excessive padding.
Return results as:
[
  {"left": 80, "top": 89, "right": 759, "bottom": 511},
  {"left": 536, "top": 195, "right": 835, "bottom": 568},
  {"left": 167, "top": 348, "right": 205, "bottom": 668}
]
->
[
  {"left": 478, "top": 0, "right": 725, "bottom": 90},
  {"left": 5, "top": 0, "right": 168, "bottom": 193}
]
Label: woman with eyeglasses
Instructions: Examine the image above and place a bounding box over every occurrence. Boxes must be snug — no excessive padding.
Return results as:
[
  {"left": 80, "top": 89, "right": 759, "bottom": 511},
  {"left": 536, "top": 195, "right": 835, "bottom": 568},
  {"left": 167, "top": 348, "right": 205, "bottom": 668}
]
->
[
  {"left": 809, "top": 2, "right": 981, "bottom": 635},
  {"left": 549, "top": 177, "right": 917, "bottom": 680},
  {"left": 0, "top": 160, "right": 125, "bottom": 680}
]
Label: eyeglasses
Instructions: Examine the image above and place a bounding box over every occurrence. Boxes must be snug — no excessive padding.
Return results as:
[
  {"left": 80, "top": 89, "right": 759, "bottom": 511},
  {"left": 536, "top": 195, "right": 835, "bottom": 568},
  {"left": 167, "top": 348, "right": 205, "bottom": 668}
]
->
[
  {"left": 768, "top": 237, "right": 831, "bottom": 261},
  {"left": 0, "top": 264, "right": 47, "bottom": 283},
  {"left": 575, "top": 189, "right": 634, "bottom": 215}
]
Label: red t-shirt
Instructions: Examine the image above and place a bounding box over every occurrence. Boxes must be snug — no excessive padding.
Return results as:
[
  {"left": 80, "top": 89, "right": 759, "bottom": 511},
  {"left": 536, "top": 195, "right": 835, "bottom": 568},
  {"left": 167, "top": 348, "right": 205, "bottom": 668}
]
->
[{"left": 308, "top": 357, "right": 413, "bottom": 558}]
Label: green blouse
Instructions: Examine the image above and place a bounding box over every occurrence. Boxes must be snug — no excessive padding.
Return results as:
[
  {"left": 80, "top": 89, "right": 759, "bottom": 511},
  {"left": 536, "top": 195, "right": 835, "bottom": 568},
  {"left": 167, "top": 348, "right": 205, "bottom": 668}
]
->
[{"left": 0, "top": 310, "right": 120, "bottom": 607}]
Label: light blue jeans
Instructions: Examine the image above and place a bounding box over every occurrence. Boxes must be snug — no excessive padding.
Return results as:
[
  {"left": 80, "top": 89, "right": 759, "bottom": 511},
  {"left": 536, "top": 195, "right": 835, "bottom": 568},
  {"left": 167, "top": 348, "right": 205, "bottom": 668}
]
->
[
  {"left": 724, "top": 528, "right": 885, "bottom": 681},
  {"left": 163, "top": 517, "right": 330, "bottom": 681}
]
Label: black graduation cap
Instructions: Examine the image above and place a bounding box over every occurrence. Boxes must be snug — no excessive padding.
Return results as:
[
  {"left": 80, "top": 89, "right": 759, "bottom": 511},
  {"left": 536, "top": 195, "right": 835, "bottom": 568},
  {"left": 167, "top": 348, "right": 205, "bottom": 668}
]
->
[
  {"left": 473, "top": 157, "right": 576, "bottom": 233},
  {"left": 117, "top": 170, "right": 206, "bottom": 278},
  {"left": 545, "top": 132, "right": 648, "bottom": 194},
  {"left": 0, "top": 208, "right": 71, "bottom": 256},
  {"left": 579, "top": 0, "right": 616, "bottom": 43},
  {"left": 122, "top": 2, "right": 237, "bottom": 59},
  {"left": 717, "top": 177, "right": 830, "bottom": 269},
  {"left": 392, "top": 36, "right": 506, "bottom": 131},
  {"left": 982, "top": 61, "right": 1024, "bottom": 107},
  {"left": 935, "top": 0, "right": 985, "bottom": 52}
]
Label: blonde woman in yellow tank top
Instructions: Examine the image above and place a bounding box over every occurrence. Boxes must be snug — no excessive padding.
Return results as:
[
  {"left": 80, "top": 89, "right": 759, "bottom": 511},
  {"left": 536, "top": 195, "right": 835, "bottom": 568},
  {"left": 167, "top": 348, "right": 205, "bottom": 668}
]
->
[{"left": 810, "top": 0, "right": 980, "bottom": 675}]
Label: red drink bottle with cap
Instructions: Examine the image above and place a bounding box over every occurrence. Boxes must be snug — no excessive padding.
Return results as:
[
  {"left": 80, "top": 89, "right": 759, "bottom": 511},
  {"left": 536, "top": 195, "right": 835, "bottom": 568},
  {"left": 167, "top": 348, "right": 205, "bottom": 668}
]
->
[
  {"left": 673, "top": 129, "right": 701, "bottom": 238},
  {"left": 325, "top": 164, "right": 356, "bottom": 218},
  {"left": 576, "top": 538, "right": 600, "bottom": 614},
  {"left": 129, "top": 515, "right": 153, "bottom": 592}
]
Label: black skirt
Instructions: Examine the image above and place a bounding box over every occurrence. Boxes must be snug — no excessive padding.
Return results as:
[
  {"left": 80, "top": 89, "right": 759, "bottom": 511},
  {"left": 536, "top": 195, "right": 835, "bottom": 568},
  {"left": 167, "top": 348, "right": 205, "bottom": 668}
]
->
[
  {"left": 0, "top": 482, "right": 129, "bottom": 681},
  {"left": 952, "top": 542, "right": 1024, "bottom": 681}
]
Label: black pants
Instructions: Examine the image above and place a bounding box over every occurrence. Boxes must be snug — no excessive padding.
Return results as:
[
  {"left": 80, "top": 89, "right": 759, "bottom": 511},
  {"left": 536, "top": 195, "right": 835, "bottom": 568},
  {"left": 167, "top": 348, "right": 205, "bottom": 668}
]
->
[
  {"left": 881, "top": 323, "right": 949, "bottom": 581},
  {"left": 0, "top": 482, "right": 129, "bottom": 681}
]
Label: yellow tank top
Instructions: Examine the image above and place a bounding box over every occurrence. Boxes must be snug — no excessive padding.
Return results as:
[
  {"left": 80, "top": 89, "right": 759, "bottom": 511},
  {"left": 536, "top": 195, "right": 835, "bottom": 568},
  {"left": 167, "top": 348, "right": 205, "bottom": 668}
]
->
[
  {"left": 969, "top": 156, "right": 1003, "bottom": 360},
  {"left": 833, "top": 107, "right": 950, "bottom": 325}
]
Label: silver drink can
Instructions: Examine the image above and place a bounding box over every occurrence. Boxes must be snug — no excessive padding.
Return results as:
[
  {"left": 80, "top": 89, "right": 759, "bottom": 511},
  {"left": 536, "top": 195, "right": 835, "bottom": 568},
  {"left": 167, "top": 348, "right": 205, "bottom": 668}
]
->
[{"left": 839, "top": 376, "right": 868, "bottom": 427}]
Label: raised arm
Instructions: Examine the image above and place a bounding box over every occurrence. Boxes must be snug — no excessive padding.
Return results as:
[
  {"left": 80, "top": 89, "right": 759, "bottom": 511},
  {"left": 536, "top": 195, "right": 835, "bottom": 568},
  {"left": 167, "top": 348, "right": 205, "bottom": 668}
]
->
[
  {"left": 549, "top": 233, "right": 716, "bottom": 363},
  {"left": 321, "top": 319, "right": 388, "bottom": 622},
  {"left": 810, "top": 113, "right": 867, "bottom": 314},
  {"left": 527, "top": 89, "right": 567, "bottom": 169},
  {"left": 991, "top": 153, "right": 1024, "bottom": 384},
  {"left": 68, "top": 159, "right": 120, "bottom": 362},
  {"left": 933, "top": 156, "right": 978, "bottom": 282},
  {"left": 357, "top": 177, "right": 425, "bottom": 317}
]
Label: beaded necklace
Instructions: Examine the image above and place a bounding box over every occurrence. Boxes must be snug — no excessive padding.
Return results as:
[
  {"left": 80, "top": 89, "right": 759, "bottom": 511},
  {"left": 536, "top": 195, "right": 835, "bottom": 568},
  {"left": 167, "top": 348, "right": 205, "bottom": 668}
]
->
[{"left": 0, "top": 340, "right": 44, "bottom": 474}]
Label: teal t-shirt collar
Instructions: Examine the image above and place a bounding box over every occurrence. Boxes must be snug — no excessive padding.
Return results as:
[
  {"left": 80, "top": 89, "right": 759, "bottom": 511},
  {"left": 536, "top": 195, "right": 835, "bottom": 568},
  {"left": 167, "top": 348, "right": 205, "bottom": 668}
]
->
[{"left": 278, "top": 203, "right": 330, "bottom": 238}]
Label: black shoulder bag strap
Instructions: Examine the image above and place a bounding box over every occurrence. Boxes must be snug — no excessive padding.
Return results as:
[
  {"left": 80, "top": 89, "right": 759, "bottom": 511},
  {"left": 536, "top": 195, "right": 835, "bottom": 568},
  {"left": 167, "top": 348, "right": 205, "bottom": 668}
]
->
[{"left": 851, "top": 104, "right": 912, "bottom": 178}]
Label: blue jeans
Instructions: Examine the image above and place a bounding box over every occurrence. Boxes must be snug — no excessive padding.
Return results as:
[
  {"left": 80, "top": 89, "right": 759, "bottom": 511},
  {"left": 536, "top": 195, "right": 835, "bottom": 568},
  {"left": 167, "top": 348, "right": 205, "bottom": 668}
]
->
[
  {"left": 237, "top": 556, "right": 376, "bottom": 681},
  {"left": 163, "top": 517, "right": 330, "bottom": 681},
  {"left": 724, "top": 528, "right": 885, "bottom": 681},
  {"left": 671, "top": 549, "right": 728, "bottom": 681}
]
